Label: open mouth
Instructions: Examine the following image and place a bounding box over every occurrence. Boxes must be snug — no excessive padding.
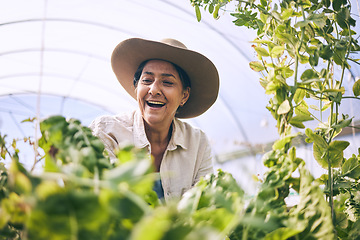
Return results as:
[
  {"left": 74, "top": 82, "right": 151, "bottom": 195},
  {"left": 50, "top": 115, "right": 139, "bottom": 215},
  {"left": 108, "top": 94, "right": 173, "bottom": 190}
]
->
[{"left": 146, "top": 101, "right": 165, "bottom": 108}]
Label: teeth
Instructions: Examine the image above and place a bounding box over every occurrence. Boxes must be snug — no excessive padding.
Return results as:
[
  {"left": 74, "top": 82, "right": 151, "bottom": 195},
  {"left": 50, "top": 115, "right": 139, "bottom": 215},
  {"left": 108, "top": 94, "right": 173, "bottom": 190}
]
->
[{"left": 147, "top": 101, "right": 165, "bottom": 105}]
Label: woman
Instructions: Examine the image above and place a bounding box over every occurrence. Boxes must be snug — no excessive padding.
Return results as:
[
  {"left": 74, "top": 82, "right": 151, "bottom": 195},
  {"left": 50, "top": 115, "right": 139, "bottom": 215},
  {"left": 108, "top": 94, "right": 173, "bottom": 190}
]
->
[{"left": 90, "top": 38, "right": 219, "bottom": 201}]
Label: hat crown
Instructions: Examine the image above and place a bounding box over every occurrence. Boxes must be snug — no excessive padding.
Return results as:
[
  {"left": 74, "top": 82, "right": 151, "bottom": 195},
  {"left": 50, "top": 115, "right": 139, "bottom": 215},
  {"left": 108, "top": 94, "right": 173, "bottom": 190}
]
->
[{"left": 161, "top": 38, "right": 188, "bottom": 49}]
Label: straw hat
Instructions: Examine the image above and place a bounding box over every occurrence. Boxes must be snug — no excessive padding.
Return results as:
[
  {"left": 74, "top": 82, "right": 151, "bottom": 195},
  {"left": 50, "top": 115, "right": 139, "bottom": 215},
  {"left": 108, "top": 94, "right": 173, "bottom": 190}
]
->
[{"left": 111, "top": 38, "right": 219, "bottom": 118}]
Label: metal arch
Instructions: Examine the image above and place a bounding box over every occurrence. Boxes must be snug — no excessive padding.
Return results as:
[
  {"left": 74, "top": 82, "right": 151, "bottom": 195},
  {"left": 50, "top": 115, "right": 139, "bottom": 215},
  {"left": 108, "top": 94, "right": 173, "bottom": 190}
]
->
[
  {"left": 0, "top": 93, "right": 115, "bottom": 139},
  {"left": 7, "top": 94, "right": 41, "bottom": 117},
  {"left": 0, "top": 48, "right": 108, "bottom": 62},
  {"left": 0, "top": 72, "right": 130, "bottom": 112},
  {"left": 8, "top": 111, "right": 27, "bottom": 137},
  {"left": 0, "top": 18, "right": 141, "bottom": 37},
  {"left": 0, "top": 92, "right": 116, "bottom": 116},
  {"left": 0, "top": 49, "right": 113, "bottom": 111}
]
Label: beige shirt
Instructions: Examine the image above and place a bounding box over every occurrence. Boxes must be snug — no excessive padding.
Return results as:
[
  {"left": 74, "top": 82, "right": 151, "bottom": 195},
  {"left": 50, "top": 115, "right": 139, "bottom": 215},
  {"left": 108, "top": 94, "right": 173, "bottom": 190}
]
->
[{"left": 89, "top": 110, "right": 214, "bottom": 201}]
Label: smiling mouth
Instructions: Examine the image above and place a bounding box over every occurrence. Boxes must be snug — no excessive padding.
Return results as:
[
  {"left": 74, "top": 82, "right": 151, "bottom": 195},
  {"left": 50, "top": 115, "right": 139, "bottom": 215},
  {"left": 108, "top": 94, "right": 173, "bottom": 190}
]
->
[{"left": 146, "top": 101, "right": 165, "bottom": 108}]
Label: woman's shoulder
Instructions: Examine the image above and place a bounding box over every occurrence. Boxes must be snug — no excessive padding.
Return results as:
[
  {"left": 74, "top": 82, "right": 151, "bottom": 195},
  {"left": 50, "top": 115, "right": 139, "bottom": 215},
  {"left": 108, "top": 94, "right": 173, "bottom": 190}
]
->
[
  {"left": 89, "top": 111, "right": 136, "bottom": 132},
  {"left": 174, "top": 118, "right": 207, "bottom": 139}
]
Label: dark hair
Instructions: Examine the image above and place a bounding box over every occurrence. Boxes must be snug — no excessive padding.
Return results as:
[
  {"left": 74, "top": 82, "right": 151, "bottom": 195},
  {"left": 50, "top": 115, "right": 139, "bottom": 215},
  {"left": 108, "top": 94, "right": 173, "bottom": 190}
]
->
[{"left": 133, "top": 60, "right": 191, "bottom": 90}]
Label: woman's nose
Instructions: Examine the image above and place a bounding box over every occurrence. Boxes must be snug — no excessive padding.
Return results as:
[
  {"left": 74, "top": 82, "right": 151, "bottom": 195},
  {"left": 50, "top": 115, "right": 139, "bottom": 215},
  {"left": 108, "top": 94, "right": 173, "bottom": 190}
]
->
[{"left": 149, "top": 81, "right": 161, "bottom": 95}]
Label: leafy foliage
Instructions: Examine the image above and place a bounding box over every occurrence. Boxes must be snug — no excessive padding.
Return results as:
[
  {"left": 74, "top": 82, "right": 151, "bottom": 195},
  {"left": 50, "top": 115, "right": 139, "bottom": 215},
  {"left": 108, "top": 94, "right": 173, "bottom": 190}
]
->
[
  {"left": 0, "top": 117, "right": 157, "bottom": 240},
  {"left": 0, "top": 118, "right": 246, "bottom": 240},
  {"left": 190, "top": 0, "right": 360, "bottom": 239}
]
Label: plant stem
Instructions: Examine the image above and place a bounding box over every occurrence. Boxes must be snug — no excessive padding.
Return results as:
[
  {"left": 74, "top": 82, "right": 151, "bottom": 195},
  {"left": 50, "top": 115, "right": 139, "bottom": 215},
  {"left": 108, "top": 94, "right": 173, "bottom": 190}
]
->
[
  {"left": 342, "top": 96, "right": 360, "bottom": 100},
  {"left": 328, "top": 157, "right": 335, "bottom": 225},
  {"left": 291, "top": 6, "right": 305, "bottom": 98},
  {"left": 328, "top": 102, "right": 335, "bottom": 224},
  {"left": 242, "top": 225, "right": 249, "bottom": 240}
]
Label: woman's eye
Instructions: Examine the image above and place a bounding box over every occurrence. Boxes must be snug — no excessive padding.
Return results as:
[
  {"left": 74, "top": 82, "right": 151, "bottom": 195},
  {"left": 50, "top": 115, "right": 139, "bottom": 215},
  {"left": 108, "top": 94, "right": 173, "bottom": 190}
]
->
[
  {"left": 163, "top": 81, "right": 173, "bottom": 85},
  {"left": 141, "top": 79, "right": 152, "bottom": 84}
]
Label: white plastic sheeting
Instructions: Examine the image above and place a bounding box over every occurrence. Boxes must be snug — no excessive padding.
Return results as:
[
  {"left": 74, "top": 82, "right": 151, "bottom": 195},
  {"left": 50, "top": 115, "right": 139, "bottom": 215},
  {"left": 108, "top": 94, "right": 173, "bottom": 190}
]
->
[{"left": 1, "top": 0, "right": 360, "bottom": 191}]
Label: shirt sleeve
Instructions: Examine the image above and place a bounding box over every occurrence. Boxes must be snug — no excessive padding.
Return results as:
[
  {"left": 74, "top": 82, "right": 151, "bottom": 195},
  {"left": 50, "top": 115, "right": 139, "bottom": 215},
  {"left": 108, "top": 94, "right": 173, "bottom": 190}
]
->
[{"left": 89, "top": 116, "right": 118, "bottom": 161}]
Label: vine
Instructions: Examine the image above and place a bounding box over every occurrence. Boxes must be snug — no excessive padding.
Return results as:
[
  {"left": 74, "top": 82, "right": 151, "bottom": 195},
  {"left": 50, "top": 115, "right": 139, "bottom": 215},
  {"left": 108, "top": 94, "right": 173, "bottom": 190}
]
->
[{"left": 191, "top": 0, "right": 360, "bottom": 238}]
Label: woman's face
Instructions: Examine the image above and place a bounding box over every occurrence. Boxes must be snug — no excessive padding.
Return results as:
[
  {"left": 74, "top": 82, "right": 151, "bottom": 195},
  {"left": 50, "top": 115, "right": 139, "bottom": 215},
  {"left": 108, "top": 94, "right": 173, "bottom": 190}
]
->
[{"left": 136, "top": 59, "right": 190, "bottom": 128}]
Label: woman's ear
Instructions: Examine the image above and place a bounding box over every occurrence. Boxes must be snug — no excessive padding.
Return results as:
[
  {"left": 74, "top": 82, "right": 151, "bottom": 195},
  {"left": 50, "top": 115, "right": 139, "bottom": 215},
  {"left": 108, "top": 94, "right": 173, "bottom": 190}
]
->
[{"left": 181, "top": 87, "right": 190, "bottom": 106}]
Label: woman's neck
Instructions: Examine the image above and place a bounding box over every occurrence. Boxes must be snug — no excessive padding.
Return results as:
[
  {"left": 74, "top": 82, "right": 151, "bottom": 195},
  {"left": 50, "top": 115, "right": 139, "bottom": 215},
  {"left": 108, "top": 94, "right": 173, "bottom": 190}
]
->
[
  {"left": 144, "top": 120, "right": 173, "bottom": 172},
  {"left": 143, "top": 120, "right": 172, "bottom": 146}
]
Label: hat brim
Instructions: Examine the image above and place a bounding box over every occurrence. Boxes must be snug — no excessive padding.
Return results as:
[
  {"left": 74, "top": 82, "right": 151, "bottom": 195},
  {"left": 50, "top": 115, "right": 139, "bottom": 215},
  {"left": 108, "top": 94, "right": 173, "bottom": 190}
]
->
[{"left": 111, "top": 38, "right": 219, "bottom": 118}]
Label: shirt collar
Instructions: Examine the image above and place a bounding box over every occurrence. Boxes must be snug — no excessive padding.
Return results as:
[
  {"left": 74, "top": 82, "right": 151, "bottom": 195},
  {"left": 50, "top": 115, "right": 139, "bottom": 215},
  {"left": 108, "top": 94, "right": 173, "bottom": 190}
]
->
[
  {"left": 168, "top": 118, "right": 187, "bottom": 151},
  {"left": 133, "top": 110, "right": 188, "bottom": 151}
]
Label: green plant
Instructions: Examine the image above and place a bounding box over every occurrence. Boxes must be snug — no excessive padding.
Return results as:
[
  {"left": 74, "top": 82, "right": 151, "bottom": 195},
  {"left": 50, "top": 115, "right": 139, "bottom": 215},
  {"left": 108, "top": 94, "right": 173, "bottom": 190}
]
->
[
  {"left": 0, "top": 116, "right": 158, "bottom": 239},
  {"left": 0, "top": 117, "right": 245, "bottom": 240},
  {"left": 191, "top": 0, "right": 360, "bottom": 238}
]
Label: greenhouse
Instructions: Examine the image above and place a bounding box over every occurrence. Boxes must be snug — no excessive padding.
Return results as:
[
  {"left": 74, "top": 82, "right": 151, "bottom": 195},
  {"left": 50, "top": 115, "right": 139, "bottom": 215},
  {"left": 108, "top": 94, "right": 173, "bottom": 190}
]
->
[{"left": 1, "top": 0, "right": 360, "bottom": 239}]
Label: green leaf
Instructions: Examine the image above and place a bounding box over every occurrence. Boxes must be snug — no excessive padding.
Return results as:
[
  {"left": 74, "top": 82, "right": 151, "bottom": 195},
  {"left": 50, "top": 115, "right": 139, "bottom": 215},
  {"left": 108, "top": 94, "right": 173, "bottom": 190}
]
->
[
  {"left": 277, "top": 99, "right": 291, "bottom": 115},
  {"left": 272, "top": 134, "right": 298, "bottom": 150},
  {"left": 292, "top": 115, "right": 314, "bottom": 122},
  {"left": 335, "top": 211, "right": 348, "bottom": 229},
  {"left": 333, "top": 48, "right": 347, "bottom": 66},
  {"left": 313, "top": 143, "right": 328, "bottom": 169},
  {"left": 213, "top": 4, "right": 220, "bottom": 19},
  {"left": 305, "top": 128, "right": 327, "bottom": 147},
  {"left": 353, "top": 78, "right": 360, "bottom": 96},
  {"left": 335, "top": 7, "right": 354, "bottom": 29},
  {"left": 270, "top": 46, "right": 285, "bottom": 57},
  {"left": 312, "top": 139, "right": 349, "bottom": 169},
  {"left": 104, "top": 158, "right": 152, "bottom": 185},
  {"left": 265, "top": 227, "right": 301, "bottom": 240},
  {"left": 289, "top": 115, "right": 314, "bottom": 129},
  {"left": 324, "top": 0, "right": 331, "bottom": 7},
  {"left": 281, "top": 8, "right": 293, "bottom": 20},
  {"left": 309, "top": 50, "right": 319, "bottom": 67},
  {"left": 293, "top": 88, "right": 305, "bottom": 104},
  {"left": 195, "top": 5, "right": 201, "bottom": 22},
  {"left": 319, "top": 44, "right": 333, "bottom": 60},
  {"left": 130, "top": 207, "right": 173, "bottom": 240},
  {"left": 21, "top": 117, "right": 36, "bottom": 123},
  {"left": 13, "top": 171, "right": 32, "bottom": 194},
  {"left": 295, "top": 101, "right": 311, "bottom": 116},
  {"left": 254, "top": 46, "right": 270, "bottom": 57},
  {"left": 342, "top": 156, "right": 360, "bottom": 179},
  {"left": 289, "top": 121, "right": 305, "bottom": 128},
  {"left": 294, "top": 20, "right": 309, "bottom": 28},
  {"left": 251, "top": 39, "right": 273, "bottom": 45},
  {"left": 298, "top": 54, "right": 309, "bottom": 64},
  {"left": 275, "top": 32, "right": 296, "bottom": 46},
  {"left": 44, "top": 154, "right": 60, "bottom": 172},
  {"left": 348, "top": 219, "right": 360, "bottom": 238},
  {"left": 332, "top": 117, "right": 352, "bottom": 132},
  {"left": 308, "top": 12, "right": 327, "bottom": 28},
  {"left": 249, "top": 61, "right": 265, "bottom": 72},
  {"left": 327, "top": 140, "right": 350, "bottom": 167},
  {"left": 300, "top": 69, "right": 319, "bottom": 81},
  {"left": 278, "top": 66, "right": 294, "bottom": 78},
  {"left": 208, "top": 4, "right": 214, "bottom": 14},
  {"left": 333, "top": 0, "right": 343, "bottom": 11},
  {"left": 288, "top": 164, "right": 335, "bottom": 239},
  {"left": 339, "top": 29, "right": 357, "bottom": 36}
]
